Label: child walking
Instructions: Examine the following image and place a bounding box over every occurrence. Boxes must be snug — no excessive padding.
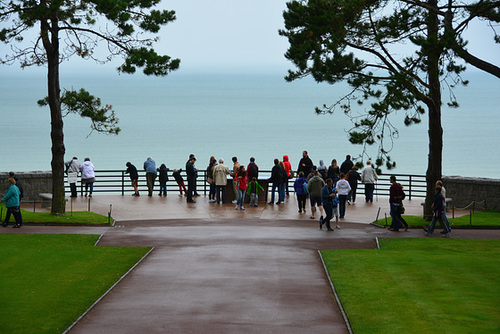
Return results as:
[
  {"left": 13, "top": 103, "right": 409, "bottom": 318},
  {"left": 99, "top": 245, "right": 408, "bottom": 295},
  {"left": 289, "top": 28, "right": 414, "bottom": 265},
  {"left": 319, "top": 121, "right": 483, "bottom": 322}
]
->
[
  {"left": 247, "top": 177, "right": 264, "bottom": 207},
  {"left": 172, "top": 169, "right": 187, "bottom": 197}
]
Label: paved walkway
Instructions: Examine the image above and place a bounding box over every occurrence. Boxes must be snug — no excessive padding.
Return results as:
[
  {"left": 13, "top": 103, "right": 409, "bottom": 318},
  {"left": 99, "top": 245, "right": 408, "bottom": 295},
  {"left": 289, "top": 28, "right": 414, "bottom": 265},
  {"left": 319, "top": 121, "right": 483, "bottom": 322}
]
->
[{"left": 13, "top": 194, "right": 496, "bottom": 333}]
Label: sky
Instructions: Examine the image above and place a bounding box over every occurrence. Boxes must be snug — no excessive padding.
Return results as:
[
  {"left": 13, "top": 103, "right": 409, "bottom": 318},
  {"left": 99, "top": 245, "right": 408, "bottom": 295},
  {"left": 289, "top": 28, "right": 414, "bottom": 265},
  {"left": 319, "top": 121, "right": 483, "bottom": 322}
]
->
[{"left": 1, "top": 0, "right": 497, "bottom": 75}]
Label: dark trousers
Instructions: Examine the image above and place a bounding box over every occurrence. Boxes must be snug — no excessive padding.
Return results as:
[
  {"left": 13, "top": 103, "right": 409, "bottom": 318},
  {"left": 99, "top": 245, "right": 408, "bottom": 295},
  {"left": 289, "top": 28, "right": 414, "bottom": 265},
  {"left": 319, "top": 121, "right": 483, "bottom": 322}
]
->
[
  {"left": 69, "top": 183, "right": 77, "bottom": 197},
  {"left": 216, "top": 185, "right": 226, "bottom": 204},
  {"left": 187, "top": 177, "right": 195, "bottom": 202},
  {"left": 297, "top": 194, "right": 307, "bottom": 211},
  {"left": 364, "top": 183, "right": 375, "bottom": 202},
  {"left": 4, "top": 206, "right": 23, "bottom": 226},
  {"left": 338, "top": 194, "right": 348, "bottom": 218},
  {"left": 322, "top": 203, "right": 333, "bottom": 229}
]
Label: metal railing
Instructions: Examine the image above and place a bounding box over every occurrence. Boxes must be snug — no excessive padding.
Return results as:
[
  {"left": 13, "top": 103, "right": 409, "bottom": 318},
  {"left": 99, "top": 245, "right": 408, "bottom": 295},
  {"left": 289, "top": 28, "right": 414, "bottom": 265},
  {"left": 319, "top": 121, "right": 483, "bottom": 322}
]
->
[{"left": 67, "top": 170, "right": 427, "bottom": 200}]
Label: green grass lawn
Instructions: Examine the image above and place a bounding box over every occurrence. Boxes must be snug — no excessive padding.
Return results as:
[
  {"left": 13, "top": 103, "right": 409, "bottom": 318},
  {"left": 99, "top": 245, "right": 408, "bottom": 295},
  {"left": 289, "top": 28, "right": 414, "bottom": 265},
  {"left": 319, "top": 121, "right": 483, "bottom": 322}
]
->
[
  {"left": 0, "top": 234, "right": 151, "bottom": 333},
  {"left": 321, "top": 238, "right": 500, "bottom": 333},
  {"left": 375, "top": 210, "right": 500, "bottom": 228},
  {"left": 0, "top": 203, "right": 110, "bottom": 225}
]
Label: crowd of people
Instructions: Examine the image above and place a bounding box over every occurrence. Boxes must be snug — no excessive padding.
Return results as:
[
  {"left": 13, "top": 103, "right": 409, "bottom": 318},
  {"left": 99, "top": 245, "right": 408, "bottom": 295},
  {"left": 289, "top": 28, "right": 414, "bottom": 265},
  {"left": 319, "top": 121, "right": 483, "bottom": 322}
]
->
[{"left": 2, "top": 152, "right": 451, "bottom": 236}]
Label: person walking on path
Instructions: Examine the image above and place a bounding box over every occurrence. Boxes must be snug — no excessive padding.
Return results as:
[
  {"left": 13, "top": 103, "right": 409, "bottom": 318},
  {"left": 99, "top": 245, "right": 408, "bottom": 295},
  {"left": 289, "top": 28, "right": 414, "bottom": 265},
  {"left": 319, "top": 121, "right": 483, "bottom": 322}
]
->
[
  {"left": 186, "top": 157, "right": 197, "bottom": 203},
  {"left": 1, "top": 178, "right": 23, "bottom": 228},
  {"left": 247, "top": 177, "right": 263, "bottom": 207},
  {"left": 213, "top": 158, "right": 231, "bottom": 204},
  {"left": 307, "top": 171, "right": 325, "bottom": 220},
  {"left": 143, "top": 157, "right": 157, "bottom": 197},
  {"left": 207, "top": 156, "right": 217, "bottom": 202},
  {"left": 437, "top": 180, "right": 452, "bottom": 233},
  {"left": 125, "top": 162, "right": 140, "bottom": 196},
  {"left": 425, "top": 185, "right": 451, "bottom": 238},
  {"left": 347, "top": 166, "right": 361, "bottom": 204},
  {"left": 157, "top": 163, "right": 169, "bottom": 196},
  {"left": 320, "top": 178, "right": 336, "bottom": 231},
  {"left": 335, "top": 173, "right": 351, "bottom": 219},
  {"left": 65, "top": 157, "right": 81, "bottom": 198},
  {"left": 80, "top": 158, "right": 96, "bottom": 197},
  {"left": 293, "top": 171, "right": 308, "bottom": 213},
  {"left": 361, "top": 160, "right": 378, "bottom": 203},
  {"left": 389, "top": 175, "right": 406, "bottom": 232}
]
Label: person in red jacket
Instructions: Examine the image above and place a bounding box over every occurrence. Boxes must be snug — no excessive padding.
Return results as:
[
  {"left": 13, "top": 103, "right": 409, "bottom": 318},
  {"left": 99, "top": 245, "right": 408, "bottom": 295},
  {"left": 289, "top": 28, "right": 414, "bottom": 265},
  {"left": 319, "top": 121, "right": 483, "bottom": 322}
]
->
[
  {"left": 283, "top": 155, "right": 293, "bottom": 197},
  {"left": 235, "top": 166, "right": 248, "bottom": 210}
]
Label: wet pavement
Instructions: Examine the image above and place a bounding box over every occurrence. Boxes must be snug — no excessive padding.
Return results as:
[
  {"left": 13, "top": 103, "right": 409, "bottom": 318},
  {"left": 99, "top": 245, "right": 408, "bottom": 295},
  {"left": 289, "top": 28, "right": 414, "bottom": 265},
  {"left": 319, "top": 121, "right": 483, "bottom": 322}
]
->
[{"left": 11, "top": 194, "right": 498, "bottom": 333}]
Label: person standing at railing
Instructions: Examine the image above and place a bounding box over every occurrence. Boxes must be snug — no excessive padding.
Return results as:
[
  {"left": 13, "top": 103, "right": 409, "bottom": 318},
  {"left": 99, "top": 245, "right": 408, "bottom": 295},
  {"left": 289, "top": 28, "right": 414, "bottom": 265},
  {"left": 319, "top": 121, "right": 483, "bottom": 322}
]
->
[
  {"left": 283, "top": 155, "right": 293, "bottom": 197},
  {"left": 186, "top": 157, "right": 197, "bottom": 203},
  {"left": 143, "top": 157, "right": 157, "bottom": 197},
  {"left": 340, "top": 155, "right": 354, "bottom": 176},
  {"left": 65, "top": 157, "right": 80, "bottom": 198},
  {"left": 247, "top": 157, "right": 259, "bottom": 181},
  {"left": 80, "top": 158, "right": 95, "bottom": 197},
  {"left": 125, "top": 162, "right": 140, "bottom": 196},
  {"left": 207, "top": 156, "right": 217, "bottom": 203},
  {"left": 231, "top": 157, "right": 241, "bottom": 204},
  {"left": 297, "top": 151, "right": 313, "bottom": 177},
  {"left": 172, "top": 169, "right": 187, "bottom": 197},
  {"left": 361, "top": 160, "right": 378, "bottom": 203},
  {"left": 347, "top": 166, "right": 361, "bottom": 204},
  {"left": 157, "top": 164, "right": 169, "bottom": 197},
  {"left": 213, "top": 158, "right": 230, "bottom": 204}
]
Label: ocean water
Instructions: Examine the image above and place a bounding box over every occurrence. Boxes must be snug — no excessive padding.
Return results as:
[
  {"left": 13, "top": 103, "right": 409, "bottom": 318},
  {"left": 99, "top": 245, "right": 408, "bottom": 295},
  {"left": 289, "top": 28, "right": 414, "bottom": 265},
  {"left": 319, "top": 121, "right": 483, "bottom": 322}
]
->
[{"left": 1, "top": 69, "right": 499, "bottom": 178}]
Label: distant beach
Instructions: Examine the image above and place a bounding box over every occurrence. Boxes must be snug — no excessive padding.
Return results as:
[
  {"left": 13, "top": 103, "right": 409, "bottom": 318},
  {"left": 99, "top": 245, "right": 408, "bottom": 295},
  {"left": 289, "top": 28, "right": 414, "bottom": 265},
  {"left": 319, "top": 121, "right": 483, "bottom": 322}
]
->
[{"left": 1, "top": 70, "right": 499, "bottom": 178}]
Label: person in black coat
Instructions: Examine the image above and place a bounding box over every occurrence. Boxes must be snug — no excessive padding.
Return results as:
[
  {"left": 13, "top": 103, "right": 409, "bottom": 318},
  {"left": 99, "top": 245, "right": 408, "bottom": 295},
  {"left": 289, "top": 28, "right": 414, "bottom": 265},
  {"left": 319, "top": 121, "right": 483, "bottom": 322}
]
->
[
  {"left": 340, "top": 155, "right": 354, "bottom": 175},
  {"left": 186, "top": 157, "right": 197, "bottom": 203},
  {"left": 297, "top": 151, "right": 313, "bottom": 176},
  {"left": 125, "top": 162, "right": 140, "bottom": 196}
]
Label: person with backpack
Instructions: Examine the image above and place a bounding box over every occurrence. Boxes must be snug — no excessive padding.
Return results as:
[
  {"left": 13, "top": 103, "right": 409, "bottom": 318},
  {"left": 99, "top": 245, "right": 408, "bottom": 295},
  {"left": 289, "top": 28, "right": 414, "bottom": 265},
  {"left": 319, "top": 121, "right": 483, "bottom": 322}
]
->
[{"left": 247, "top": 157, "right": 259, "bottom": 181}]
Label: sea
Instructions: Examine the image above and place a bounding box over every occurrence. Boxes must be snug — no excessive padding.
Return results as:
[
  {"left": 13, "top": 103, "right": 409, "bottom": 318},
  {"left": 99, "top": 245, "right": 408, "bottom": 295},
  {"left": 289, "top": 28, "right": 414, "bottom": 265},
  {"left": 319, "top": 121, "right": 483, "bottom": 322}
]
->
[{"left": 1, "top": 68, "right": 499, "bottom": 178}]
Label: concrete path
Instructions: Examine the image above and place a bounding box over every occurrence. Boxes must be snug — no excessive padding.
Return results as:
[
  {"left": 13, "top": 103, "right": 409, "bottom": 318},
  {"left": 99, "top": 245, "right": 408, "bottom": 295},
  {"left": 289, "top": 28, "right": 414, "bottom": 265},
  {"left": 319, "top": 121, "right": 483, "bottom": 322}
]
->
[{"left": 11, "top": 195, "right": 496, "bottom": 333}]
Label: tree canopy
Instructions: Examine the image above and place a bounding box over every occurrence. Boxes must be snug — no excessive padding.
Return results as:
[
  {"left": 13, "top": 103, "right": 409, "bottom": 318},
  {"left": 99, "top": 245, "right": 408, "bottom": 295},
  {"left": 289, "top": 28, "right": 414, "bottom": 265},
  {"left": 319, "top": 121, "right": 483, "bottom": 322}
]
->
[
  {"left": 280, "top": 0, "right": 499, "bottom": 218},
  {"left": 1, "top": 0, "right": 180, "bottom": 214}
]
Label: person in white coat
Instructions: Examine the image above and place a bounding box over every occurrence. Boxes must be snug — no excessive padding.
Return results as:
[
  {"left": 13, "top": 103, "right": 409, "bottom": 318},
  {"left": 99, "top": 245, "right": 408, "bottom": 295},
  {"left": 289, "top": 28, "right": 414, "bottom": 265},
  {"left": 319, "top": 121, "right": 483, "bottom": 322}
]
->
[{"left": 80, "top": 158, "right": 96, "bottom": 197}]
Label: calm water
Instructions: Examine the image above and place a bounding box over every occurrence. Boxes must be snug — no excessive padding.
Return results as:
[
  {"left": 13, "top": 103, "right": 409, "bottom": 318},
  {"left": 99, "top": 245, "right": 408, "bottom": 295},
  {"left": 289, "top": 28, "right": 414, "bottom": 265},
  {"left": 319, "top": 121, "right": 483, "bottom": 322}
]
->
[{"left": 1, "top": 69, "right": 499, "bottom": 178}]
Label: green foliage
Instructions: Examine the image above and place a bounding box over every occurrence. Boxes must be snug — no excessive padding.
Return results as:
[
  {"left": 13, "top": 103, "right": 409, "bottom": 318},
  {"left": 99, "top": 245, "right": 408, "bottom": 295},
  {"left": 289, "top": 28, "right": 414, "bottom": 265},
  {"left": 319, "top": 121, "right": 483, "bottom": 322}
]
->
[
  {"left": 38, "top": 89, "right": 121, "bottom": 135},
  {"left": 321, "top": 238, "right": 500, "bottom": 333},
  {"left": 0, "top": 234, "right": 151, "bottom": 333},
  {"left": 280, "top": 0, "right": 498, "bottom": 170}
]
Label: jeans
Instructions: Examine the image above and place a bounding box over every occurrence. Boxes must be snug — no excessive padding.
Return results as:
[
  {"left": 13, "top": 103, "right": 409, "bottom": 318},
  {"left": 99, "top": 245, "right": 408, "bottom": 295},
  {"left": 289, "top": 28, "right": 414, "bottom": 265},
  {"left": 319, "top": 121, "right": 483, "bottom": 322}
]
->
[
  {"left": 390, "top": 203, "right": 402, "bottom": 230},
  {"left": 270, "top": 182, "right": 281, "bottom": 203},
  {"left": 249, "top": 193, "right": 258, "bottom": 206},
  {"left": 338, "top": 194, "right": 348, "bottom": 218},
  {"left": 428, "top": 210, "right": 450, "bottom": 234},
  {"left": 159, "top": 182, "right": 167, "bottom": 196},
  {"left": 84, "top": 182, "right": 94, "bottom": 195},
  {"left": 237, "top": 189, "right": 246, "bottom": 207}
]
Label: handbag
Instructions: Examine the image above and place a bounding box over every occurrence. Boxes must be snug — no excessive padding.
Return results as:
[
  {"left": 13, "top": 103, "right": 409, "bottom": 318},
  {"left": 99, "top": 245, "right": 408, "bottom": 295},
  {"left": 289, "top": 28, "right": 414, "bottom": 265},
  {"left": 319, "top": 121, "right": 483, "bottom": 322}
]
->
[{"left": 207, "top": 177, "right": 214, "bottom": 185}]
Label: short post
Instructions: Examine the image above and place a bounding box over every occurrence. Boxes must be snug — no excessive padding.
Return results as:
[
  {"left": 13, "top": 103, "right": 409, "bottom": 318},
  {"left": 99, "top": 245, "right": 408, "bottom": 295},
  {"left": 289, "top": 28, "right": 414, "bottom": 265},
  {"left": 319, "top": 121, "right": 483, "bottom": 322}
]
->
[
  {"left": 108, "top": 204, "right": 112, "bottom": 225},
  {"left": 88, "top": 198, "right": 91, "bottom": 212},
  {"left": 469, "top": 210, "right": 472, "bottom": 226},
  {"left": 376, "top": 207, "right": 381, "bottom": 222}
]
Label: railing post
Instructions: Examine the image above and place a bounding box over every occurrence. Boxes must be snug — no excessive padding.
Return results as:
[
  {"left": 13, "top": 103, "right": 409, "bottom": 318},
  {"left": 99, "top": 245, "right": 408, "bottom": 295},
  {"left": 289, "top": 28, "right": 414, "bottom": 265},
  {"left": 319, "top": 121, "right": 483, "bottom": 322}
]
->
[
  {"left": 409, "top": 175, "right": 412, "bottom": 201},
  {"left": 121, "top": 171, "right": 125, "bottom": 196}
]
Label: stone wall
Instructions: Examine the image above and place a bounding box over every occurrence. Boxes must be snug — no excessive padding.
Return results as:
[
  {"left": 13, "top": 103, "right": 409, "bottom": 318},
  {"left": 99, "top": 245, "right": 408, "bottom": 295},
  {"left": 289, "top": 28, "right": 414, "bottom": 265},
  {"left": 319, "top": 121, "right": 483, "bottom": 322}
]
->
[
  {"left": 0, "top": 171, "right": 52, "bottom": 202},
  {"left": 443, "top": 176, "right": 500, "bottom": 210}
]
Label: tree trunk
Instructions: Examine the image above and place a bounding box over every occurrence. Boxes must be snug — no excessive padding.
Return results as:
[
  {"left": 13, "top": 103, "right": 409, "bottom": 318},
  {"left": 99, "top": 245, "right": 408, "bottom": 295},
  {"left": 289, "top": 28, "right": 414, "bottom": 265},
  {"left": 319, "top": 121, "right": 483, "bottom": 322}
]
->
[
  {"left": 42, "top": 18, "right": 66, "bottom": 214},
  {"left": 424, "top": 0, "right": 443, "bottom": 220}
]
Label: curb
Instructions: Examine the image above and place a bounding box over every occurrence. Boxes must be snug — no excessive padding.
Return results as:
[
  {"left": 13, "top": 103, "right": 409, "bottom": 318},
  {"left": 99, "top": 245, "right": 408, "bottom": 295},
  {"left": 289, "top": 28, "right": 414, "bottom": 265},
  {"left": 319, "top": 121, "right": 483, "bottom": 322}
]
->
[
  {"left": 62, "top": 246, "right": 155, "bottom": 333},
  {"left": 317, "top": 250, "right": 354, "bottom": 334}
]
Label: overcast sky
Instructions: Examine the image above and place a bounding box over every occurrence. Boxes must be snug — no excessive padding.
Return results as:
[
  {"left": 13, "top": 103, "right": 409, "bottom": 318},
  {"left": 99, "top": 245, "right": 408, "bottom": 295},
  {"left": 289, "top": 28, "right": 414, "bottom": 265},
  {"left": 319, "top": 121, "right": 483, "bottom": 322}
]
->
[{"left": 2, "top": 0, "right": 498, "bottom": 74}]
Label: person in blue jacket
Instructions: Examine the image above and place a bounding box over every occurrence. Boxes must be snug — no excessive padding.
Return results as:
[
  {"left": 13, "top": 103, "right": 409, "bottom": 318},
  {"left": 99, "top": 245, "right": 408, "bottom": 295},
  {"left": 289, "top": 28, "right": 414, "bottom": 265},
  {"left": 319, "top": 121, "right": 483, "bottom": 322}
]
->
[
  {"left": 143, "top": 157, "right": 157, "bottom": 197},
  {"left": 1, "top": 178, "right": 23, "bottom": 228}
]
